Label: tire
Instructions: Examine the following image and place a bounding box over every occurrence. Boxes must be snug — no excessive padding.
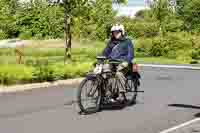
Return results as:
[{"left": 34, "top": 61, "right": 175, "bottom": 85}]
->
[
  {"left": 124, "top": 78, "right": 139, "bottom": 105},
  {"left": 77, "top": 78, "right": 101, "bottom": 114}
]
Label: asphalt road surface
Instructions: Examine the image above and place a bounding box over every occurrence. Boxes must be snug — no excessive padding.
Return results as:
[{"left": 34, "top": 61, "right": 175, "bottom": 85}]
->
[{"left": 0, "top": 67, "right": 200, "bottom": 133}]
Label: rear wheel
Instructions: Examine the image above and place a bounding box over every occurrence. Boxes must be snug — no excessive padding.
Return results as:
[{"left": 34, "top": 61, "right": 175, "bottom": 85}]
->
[
  {"left": 124, "top": 78, "right": 139, "bottom": 105},
  {"left": 77, "top": 78, "right": 101, "bottom": 114}
]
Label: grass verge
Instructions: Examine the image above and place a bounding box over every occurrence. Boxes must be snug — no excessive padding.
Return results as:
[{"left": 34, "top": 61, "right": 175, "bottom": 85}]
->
[{"left": 0, "top": 39, "right": 199, "bottom": 86}]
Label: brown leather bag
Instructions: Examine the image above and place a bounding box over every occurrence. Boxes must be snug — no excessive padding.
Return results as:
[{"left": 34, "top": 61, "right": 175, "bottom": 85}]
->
[{"left": 132, "top": 64, "right": 140, "bottom": 72}]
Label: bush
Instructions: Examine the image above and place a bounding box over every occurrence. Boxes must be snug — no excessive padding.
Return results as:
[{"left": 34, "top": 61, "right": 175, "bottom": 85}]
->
[
  {"left": 33, "top": 33, "right": 44, "bottom": 40},
  {"left": 0, "top": 31, "right": 8, "bottom": 40},
  {"left": 124, "top": 21, "right": 159, "bottom": 38},
  {"left": 32, "top": 65, "right": 55, "bottom": 82},
  {"left": 0, "top": 49, "right": 14, "bottom": 56},
  {"left": 191, "top": 36, "right": 200, "bottom": 59},
  {"left": 135, "top": 38, "right": 153, "bottom": 57},
  {"left": 32, "top": 59, "right": 55, "bottom": 82},
  {"left": 19, "top": 31, "right": 32, "bottom": 40},
  {"left": 149, "top": 32, "right": 193, "bottom": 59},
  {"left": 163, "top": 32, "right": 192, "bottom": 58},
  {"left": 0, "top": 60, "right": 94, "bottom": 85},
  {"left": 149, "top": 37, "right": 163, "bottom": 57},
  {"left": 61, "top": 62, "right": 92, "bottom": 78},
  {"left": 191, "top": 49, "right": 200, "bottom": 60},
  {"left": 165, "top": 19, "right": 184, "bottom": 32},
  {"left": 0, "top": 65, "right": 33, "bottom": 85},
  {"left": 176, "top": 50, "right": 192, "bottom": 63}
]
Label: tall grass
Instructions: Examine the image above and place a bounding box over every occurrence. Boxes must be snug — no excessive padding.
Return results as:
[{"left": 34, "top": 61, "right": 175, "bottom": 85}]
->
[
  {"left": 0, "top": 46, "right": 96, "bottom": 85},
  {"left": 0, "top": 65, "right": 33, "bottom": 85}
]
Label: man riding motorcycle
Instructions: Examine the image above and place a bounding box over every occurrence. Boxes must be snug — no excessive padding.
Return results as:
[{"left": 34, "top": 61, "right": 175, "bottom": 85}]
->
[{"left": 102, "top": 24, "right": 134, "bottom": 102}]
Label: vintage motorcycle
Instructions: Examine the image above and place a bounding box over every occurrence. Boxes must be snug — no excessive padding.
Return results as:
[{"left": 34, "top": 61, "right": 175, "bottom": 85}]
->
[{"left": 77, "top": 56, "right": 143, "bottom": 114}]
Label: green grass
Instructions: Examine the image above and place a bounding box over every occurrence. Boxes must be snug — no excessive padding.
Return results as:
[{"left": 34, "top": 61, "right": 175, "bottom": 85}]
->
[
  {"left": 0, "top": 62, "right": 93, "bottom": 85},
  {"left": 1, "top": 56, "right": 198, "bottom": 86},
  {"left": 0, "top": 40, "right": 199, "bottom": 85},
  {"left": 135, "top": 57, "right": 190, "bottom": 65},
  {"left": 0, "top": 64, "right": 33, "bottom": 85}
]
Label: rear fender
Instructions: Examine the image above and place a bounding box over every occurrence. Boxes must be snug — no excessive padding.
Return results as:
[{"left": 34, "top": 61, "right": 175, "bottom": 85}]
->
[{"left": 132, "top": 72, "right": 141, "bottom": 79}]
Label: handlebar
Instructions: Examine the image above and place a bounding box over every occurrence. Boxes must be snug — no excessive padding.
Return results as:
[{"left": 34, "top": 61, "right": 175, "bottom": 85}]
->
[
  {"left": 108, "top": 59, "right": 122, "bottom": 64},
  {"left": 96, "top": 56, "right": 123, "bottom": 64},
  {"left": 96, "top": 56, "right": 107, "bottom": 60}
]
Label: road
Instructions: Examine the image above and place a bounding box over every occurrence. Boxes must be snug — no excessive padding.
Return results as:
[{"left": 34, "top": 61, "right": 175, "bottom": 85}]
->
[{"left": 0, "top": 67, "right": 200, "bottom": 133}]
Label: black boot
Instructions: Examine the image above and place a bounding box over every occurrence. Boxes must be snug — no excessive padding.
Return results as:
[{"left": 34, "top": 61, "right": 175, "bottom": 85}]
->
[{"left": 117, "top": 92, "right": 127, "bottom": 104}]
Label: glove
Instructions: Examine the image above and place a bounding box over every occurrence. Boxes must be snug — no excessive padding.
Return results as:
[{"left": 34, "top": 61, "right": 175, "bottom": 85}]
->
[
  {"left": 117, "top": 62, "right": 128, "bottom": 71},
  {"left": 121, "top": 62, "right": 128, "bottom": 67}
]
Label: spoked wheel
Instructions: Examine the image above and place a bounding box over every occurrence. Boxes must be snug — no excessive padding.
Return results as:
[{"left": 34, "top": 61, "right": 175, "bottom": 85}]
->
[
  {"left": 77, "top": 78, "right": 101, "bottom": 114},
  {"left": 124, "top": 78, "right": 139, "bottom": 105}
]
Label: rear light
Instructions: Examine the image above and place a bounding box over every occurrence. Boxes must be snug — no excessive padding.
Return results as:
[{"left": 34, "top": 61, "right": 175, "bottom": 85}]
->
[{"left": 132, "top": 64, "right": 140, "bottom": 72}]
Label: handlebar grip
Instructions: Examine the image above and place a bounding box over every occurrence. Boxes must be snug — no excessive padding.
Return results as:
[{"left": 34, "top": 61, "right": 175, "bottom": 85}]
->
[
  {"left": 96, "top": 56, "right": 107, "bottom": 60},
  {"left": 108, "top": 59, "right": 123, "bottom": 63}
]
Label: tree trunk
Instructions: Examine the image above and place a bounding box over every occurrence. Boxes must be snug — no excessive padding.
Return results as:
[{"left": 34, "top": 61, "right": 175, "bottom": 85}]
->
[{"left": 64, "top": 0, "right": 72, "bottom": 64}]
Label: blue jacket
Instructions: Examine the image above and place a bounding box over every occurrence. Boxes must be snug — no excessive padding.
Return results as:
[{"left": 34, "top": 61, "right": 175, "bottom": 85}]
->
[{"left": 102, "top": 37, "right": 134, "bottom": 63}]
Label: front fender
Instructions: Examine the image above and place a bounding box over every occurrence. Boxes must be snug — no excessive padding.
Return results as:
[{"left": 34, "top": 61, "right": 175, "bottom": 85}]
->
[{"left": 86, "top": 73, "right": 98, "bottom": 80}]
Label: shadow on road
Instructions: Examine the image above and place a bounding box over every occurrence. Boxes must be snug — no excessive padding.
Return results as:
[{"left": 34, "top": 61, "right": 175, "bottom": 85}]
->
[
  {"left": 168, "top": 104, "right": 200, "bottom": 118},
  {"left": 194, "top": 113, "right": 200, "bottom": 117},
  {"left": 168, "top": 104, "right": 200, "bottom": 109},
  {"left": 101, "top": 103, "right": 126, "bottom": 111},
  {"left": 100, "top": 101, "right": 137, "bottom": 111},
  {"left": 79, "top": 101, "right": 138, "bottom": 115}
]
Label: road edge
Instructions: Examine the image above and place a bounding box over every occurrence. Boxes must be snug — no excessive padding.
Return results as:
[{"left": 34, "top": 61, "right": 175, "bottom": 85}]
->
[
  {"left": 0, "top": 78, "right": 84, "bottom": 93},
  {"left": 140, "top": 64, "right": 200, "bottom": 70}
]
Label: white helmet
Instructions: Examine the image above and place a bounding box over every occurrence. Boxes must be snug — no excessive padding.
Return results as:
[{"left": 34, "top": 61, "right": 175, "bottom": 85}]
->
[{"left": 111, "top": 24, "right": 125, "bottom": 35}]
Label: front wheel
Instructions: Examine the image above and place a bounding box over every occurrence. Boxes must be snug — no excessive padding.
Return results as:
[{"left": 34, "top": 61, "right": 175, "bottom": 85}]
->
[{"left": 77, "top": 78, "right": 101, "bottom": 114}]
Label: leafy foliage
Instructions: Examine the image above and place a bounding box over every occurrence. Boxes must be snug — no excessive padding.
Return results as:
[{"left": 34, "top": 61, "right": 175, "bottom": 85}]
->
[{"left": 178, "top": 0, "right": 200, "bottom": 32}]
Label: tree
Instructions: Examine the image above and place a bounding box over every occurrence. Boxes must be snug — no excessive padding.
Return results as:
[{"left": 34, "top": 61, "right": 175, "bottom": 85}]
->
[
  {"left": 0, "top": 0, "right": 19, "bottom": 39},
  {"left": 3, "top": 0, "right": 127, "bottom": 62},
  {"left": 151, "top": 0, "right": 171, "bottom": 36},
  {"left": 178, "top": 0, "right": 200, "bottom": 32},
  {"left": 16, "top": 0, "right": 64, "bottom": 39},
  {"left": 62, "top": 0, "right": 90, "bottom": 62},
  {"left": 58, "top": 0, "right": 127, "bottom": 62}
]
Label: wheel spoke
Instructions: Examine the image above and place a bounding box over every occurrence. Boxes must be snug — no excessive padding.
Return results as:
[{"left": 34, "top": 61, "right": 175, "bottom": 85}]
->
[
  {"left": 78, "top": 78, "right": 101, "bottom": 113},
  {"left": 124, "top": 79, "right": 138, "bottom": 105}
]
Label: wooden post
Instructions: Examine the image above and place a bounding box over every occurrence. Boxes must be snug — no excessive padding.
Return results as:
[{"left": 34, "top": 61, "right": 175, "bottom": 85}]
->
[{"left": 15, "top": 48, "right": 23, "bottom": 64}]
